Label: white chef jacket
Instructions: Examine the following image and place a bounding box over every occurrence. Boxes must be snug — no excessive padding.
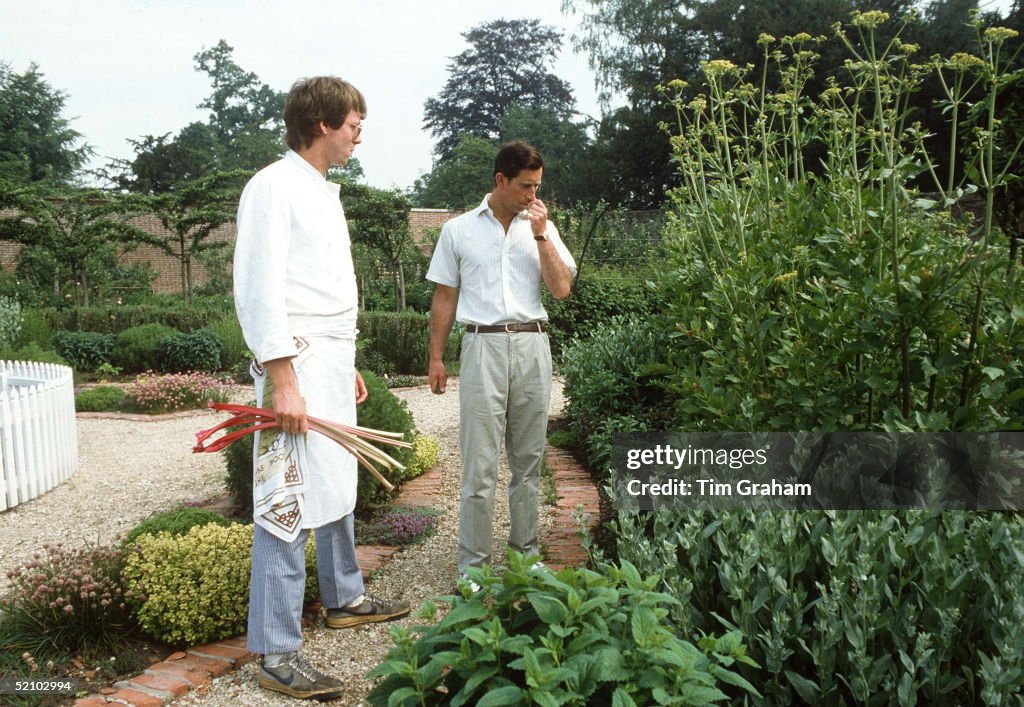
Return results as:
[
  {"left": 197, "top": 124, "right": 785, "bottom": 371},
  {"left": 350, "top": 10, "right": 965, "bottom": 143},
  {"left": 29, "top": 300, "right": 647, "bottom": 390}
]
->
[
  {"left": 234, "top": 150, "right": 358, "bottom": 364},
  {"left": 425, "top": 195, "right": 577, "bottom": 325}
]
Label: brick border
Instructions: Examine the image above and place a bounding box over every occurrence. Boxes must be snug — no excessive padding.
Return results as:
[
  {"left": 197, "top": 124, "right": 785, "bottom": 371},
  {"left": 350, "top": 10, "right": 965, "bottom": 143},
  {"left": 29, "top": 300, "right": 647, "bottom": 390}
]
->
[{"left": 73, "top": 429, "right": 599, "bottom": 705}]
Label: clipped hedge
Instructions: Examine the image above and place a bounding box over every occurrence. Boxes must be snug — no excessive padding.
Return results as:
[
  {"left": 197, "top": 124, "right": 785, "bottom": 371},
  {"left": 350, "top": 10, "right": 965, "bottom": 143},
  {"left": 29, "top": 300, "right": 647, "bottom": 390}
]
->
[
  {"left": 75, "top": 385, "right": 125, "bottom": 412},
  {"left": 155, "top": 329, "right": 222, "bottom": 373},
  {"left": 357, "top": 311, "right": 462, "bottom": 376},
  {"left": 124, "top": 523, "right": 318, "bottom": 645},
  {"left": 113, "top": 323, "right": 179, "bottom": 373},
  {"left": 35, "top": 304, "right": 225, "bottom": 335}
]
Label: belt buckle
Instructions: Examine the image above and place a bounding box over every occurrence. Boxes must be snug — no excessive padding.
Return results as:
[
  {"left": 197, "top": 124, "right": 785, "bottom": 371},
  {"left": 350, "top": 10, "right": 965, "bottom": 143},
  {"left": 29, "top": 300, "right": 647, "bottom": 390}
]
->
[{"left": 504, "top": 323, "right": 516, "bottom": 333}]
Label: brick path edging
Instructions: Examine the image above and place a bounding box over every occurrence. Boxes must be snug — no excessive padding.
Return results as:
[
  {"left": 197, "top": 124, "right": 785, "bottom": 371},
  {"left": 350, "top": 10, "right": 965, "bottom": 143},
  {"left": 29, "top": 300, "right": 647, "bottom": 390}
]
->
[{"left": 73, "top": 436, "right": 599, "bottom": 706}]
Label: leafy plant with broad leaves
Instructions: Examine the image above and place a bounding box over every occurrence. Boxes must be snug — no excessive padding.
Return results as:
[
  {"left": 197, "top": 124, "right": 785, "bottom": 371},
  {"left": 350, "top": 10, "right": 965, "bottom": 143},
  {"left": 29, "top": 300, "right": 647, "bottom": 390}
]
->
[{"left": 366, "top": 552, "right": 759, "bottom": 706}]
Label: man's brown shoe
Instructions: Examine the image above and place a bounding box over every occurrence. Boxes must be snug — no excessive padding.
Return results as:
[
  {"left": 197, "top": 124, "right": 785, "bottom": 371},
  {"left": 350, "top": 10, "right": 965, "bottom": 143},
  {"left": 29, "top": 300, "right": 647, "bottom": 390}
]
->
[
  {"left": 325, "top": 593, "right": 410, "bottom": 628},
  {"left": 258, "top": 652, "right": 344, "bottom": 701}
]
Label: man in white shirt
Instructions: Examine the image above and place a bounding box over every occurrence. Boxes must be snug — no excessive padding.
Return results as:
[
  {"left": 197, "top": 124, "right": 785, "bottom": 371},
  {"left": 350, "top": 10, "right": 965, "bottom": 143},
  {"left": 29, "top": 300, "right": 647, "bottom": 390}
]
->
[
  {"left": 234, "top": 76, "right": 408, "bottom": 701},
  {"left": 426, "top": 141, "right": 577, "bottom": 583}
]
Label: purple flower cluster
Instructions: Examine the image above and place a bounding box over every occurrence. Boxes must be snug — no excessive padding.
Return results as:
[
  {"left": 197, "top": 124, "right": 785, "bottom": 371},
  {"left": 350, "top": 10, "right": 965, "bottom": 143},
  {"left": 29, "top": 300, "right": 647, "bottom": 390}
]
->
[
  {"left": 125, "top": 371, "right": 230, "bottom": 413},
  {"left": 360, "top": 509, "right": 438, "bottom": 546},
  {"left": 5, "top": 543, "right": 134, "bottom": 650}
]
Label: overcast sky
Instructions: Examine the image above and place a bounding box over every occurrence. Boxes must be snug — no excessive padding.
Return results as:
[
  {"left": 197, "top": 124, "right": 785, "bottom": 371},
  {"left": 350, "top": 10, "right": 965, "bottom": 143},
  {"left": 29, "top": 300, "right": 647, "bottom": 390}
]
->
[
  {"left": 0, "top": 0, "right": 604, "bottom": 191},
  {"left": 1, "top": 0, "right": 1016, "bottom": 191}
]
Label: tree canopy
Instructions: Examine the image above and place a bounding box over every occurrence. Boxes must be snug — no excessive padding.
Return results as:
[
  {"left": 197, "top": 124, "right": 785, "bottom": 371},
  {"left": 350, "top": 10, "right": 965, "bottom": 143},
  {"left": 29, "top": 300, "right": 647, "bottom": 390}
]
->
[
  {"left": 0, "top": 63, "right": 91, "bottom": 189},
  {"left": 113, "top": 40, "right": 284, "bottom": 193},
  {"left": 423, "top": 18, "right": 577, "bottom": 161}
]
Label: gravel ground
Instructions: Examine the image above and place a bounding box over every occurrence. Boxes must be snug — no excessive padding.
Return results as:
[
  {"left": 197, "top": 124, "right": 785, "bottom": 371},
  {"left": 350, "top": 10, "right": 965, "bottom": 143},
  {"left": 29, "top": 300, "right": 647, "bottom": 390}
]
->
[{"left": 0, "top": 377, "right": 565, "bottom": 705}]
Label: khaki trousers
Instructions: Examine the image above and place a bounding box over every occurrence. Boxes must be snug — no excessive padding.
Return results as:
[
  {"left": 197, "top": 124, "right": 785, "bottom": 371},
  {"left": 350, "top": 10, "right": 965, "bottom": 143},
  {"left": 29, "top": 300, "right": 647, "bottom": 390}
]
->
[{"left": 457, "top": 331, "right": 552, "bottom": 572}]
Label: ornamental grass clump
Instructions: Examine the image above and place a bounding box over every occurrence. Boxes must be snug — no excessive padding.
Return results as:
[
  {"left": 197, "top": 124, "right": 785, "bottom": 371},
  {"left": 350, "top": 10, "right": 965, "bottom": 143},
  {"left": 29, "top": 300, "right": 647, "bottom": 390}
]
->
[
  {"left": 2, "top": 542, "right": 134, "bottom": 656},
  {"left": 125, "top": 371, "right": 230, "bottom": 414},
  {"left": 124, "top": 523, "right": 319, "bottom": 645}
]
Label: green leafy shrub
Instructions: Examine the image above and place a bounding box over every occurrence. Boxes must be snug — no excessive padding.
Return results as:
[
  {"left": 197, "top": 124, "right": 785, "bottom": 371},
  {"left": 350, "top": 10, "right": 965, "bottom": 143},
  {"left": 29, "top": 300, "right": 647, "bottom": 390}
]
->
[
  {"left": 125, "top": 524, "right": 319, "bottom": 645},
  {"left": 2, "top": 542, "right": 134, "bottom": 656},
  {"left": 356, "top": 371, "right": 417, "bottom": 515},
  {"left": 0, "top": 295, "right": 22, "bottom": 347},
  {"left": 33, "top": 304, "right": 225, "bottom": 335},
  {"left": 0, "top": 341, "right": 66, "bottom": 366},
  {"left": 366, "top": 552, "right": 759, "bottom": 706},
  {"left": 113, "top": 323, "right": 179, "bottom": 373},
  {"left": 612, "top": 509, "right": 1024, "bottom": 706},
  {"left": 561, "top": 315, "right": 672, "bottom": 476},
  {"left": 224, "top": 425, "right": 255, "bottom": 518},
  {"left": 401, "top": 434, "right": 440, "bottom": 482},
  {"left": 124, "top": 371, "right": 230, "bottom": 414},
  {"left": 122, "top": 507, "right": 237, "bottom": 547},
  {"left": 204, "top": 316, "right": 249, "bottom": 369},
  {"left": 75, "top": 385, "right": 126, "bottom": 412},
  {"left": 543, "top": 266, "right": 660, "bottom": 359},
  {"left": 52, "top": 331, "right": 114, "bottom": 371},
  {"left": 12, "top": 307, "right": 54, "bottom": 348},
  {"left": 155, "top": 329, "right": 223, "bottom": 373},
  {"left": 357, "top": 312, "right": 462, "bottom": 375}
]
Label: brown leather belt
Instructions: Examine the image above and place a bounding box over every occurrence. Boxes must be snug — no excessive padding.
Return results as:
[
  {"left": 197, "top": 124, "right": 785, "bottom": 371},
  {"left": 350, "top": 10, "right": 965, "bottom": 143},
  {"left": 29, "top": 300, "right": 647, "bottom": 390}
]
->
[{"left": 466, "top": 322, "right": 547, "bottom": 334}]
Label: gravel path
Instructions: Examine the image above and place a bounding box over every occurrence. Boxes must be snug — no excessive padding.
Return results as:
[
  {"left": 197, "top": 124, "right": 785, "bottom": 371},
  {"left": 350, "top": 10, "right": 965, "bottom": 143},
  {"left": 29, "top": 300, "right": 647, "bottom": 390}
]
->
[{"left": 0, "top": 378, "right": 565, "bottom": 705}]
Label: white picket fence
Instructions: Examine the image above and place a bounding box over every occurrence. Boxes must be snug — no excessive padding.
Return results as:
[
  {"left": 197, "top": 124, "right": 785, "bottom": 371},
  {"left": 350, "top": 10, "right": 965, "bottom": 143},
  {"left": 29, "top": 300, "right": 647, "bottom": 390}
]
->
[{"left": 0, "top": 361, "right": 78, "bottom": 511}]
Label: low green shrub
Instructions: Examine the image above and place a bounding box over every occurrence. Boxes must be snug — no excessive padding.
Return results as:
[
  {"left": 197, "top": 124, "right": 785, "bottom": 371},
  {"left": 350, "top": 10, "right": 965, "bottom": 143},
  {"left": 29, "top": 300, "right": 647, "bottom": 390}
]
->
[
  {"left": 224, "top": 426, "right": 254, "bottom": 518},
  {"left": 0, "top": 342, "right": 66, "bottom": 366},
  {"left": 543, "top": 266, "right": 660, "bottom": 359},
  {"left": 561, "top": 315, "right": 673, "bottom": 477},
  {"left": 401, "top": 434, "right": 440, "bottom": 482},
  {"left": 155, "top": 329, "right": 222, "bottom": 373},
  {"left": 122, "top": 507, "right": 237, "bottom": 547},
  {"left": 366, "top": 552, "right": 759, "bottom": 706},
  {"left": 357, "top": 311, "right": 462, "bottom": 375},
  {"left": 52, "top": 331, "right": 114, "bottom": 371},
  {"left": 205, "top": 316, "right": 249, "bottom": 369},
  {"left": 125, "top": 524, "right": 319, "bottom": 645},
  {"left": 13, "top": 307, "right": 54, "bottom": 348},
  {"left": 2, "top": 542, "right": 134, "bottom": 657},
  {"left": 113, "top": 323, "right": 179, "bottom": 373},
  {"left": 124, "top": 371, "right": 230, "bottom": 414},
  {"left": 612, "top": 509, "right": 1024, "bottom": 706},
  {"left": 33, "top": 304, "right": 225, "bottom": 335},
  {"left": 75, "top": 385, "right": 126, "bottom": 412},
  {"left": 356, "top": 371, "right": 417, "bottom": 515}
]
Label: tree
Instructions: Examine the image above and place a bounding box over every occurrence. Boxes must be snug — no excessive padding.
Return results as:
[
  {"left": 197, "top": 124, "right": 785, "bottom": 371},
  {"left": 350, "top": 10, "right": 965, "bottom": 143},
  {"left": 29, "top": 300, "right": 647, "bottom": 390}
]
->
[
  {"left": 0, "top": 63, "right": 91, "bottom": 188},
  {"left": 412, "top": 135, "right": 498, "bottom": 209},
  {"left": 424, "top": 18, "right": 577, "bottom": 160},
  {"left": 146, "top": 170, "right": 248, "bottom": 303},
  {"left": 112, "top": 41, "right": 283, "bottom": 193},
  {"left": 0, "top": 186, "right": 151, "bottom": 306},
  {"left": 341, "top": 183, "right": 415, "bottom": 310}
]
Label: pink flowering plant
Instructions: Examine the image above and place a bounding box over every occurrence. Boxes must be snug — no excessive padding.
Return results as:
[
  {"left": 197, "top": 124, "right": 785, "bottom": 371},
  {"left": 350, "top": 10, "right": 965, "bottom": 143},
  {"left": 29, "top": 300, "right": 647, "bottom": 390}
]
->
[
  {"left": 3, "top": 543, "right": 135, "bottom": 655},
  {"left": 125, "top": 371, "right": 231, "bottom": 414}
]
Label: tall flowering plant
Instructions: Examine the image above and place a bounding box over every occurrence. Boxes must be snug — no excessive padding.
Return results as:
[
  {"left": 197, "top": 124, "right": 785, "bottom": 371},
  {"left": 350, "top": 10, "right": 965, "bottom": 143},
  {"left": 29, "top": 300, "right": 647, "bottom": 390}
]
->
[{"left": 193, "top": 402, "right": 410, "bottom": 491}]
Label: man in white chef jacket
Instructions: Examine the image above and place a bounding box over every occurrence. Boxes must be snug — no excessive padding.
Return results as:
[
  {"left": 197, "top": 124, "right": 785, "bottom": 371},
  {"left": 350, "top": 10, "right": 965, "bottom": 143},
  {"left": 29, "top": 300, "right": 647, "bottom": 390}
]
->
[{"left": 234, "top": 76, "right": 409, "bottom": 701}]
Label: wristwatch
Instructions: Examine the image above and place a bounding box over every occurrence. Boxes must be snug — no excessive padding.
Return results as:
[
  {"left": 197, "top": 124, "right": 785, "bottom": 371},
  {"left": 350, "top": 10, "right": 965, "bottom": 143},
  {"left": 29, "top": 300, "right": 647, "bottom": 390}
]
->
[{"left": 534, "top": 230, "right": 550, "bottom": 242}]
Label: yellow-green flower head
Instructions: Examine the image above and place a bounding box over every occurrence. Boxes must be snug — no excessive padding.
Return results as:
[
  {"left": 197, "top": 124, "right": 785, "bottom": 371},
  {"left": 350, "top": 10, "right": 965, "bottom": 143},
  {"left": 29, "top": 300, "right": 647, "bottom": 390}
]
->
[
  {"left": 947, "top": 52, "right": 985, "bottom": 70},
  {"left": 757, "top": 33, "right": 776, "bottom": 46},
  {"left": 820, "top": 86, "right": 843, "bottom": 100},
  {"left": 688, "top": 96, "right": 708, "bottom": 112},
  {"left": 792, "top": 32, "right": 814, "bottom": 43},
  {"left": 702, "top": 59, "right": 739, "bottom": 77},
  {"left": 984, "top": 27, "right": 1019, "bottom": 44},
  {"left": 852, "top": 10, "right": 890, "bottom": 29},
  {"left": 896, "top": 41, "right": 920, "bottom": 54},
  {"left": 667, "top": 78, "right": 689, "bottom": 92},
  {"left": 773, "top": 271, "right": 798, "bottom": 284}
]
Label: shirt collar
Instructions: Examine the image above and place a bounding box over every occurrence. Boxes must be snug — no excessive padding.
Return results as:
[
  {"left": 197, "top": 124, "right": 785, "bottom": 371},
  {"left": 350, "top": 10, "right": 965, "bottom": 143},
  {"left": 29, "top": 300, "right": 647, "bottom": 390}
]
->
[
  {"left": 285, "top": 150, "right": 341, "bottom": 196},
  {"left": 472, "top": 194, "right": 494, "bottom": 218}
]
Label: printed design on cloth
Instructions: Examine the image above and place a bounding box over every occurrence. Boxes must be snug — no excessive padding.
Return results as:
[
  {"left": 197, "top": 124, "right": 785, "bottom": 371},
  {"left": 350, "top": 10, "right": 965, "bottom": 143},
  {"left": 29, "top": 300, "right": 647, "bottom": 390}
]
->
[{"left": 250, "top": 336, "right": 312, "bottom": 541}]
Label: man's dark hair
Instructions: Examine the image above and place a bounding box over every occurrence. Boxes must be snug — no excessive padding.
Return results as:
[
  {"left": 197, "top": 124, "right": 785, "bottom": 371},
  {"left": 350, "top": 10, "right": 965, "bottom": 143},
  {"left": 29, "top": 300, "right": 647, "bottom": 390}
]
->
[
  {"left": 284, "top": 76, "right": 366, "bottom": 151},
  {"left": 494, "top": 140, "right": 543, "bottom": 181}
]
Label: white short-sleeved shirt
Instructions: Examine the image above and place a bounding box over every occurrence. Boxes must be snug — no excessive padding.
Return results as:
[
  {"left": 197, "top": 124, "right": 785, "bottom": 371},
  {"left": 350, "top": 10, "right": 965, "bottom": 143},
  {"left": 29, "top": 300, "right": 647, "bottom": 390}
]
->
[
  {"left": 234, "top": 151, "right": 358, "bottom": 364},
  {"left": 426, "top": 195, "right": 577, "bottom": 325}
]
